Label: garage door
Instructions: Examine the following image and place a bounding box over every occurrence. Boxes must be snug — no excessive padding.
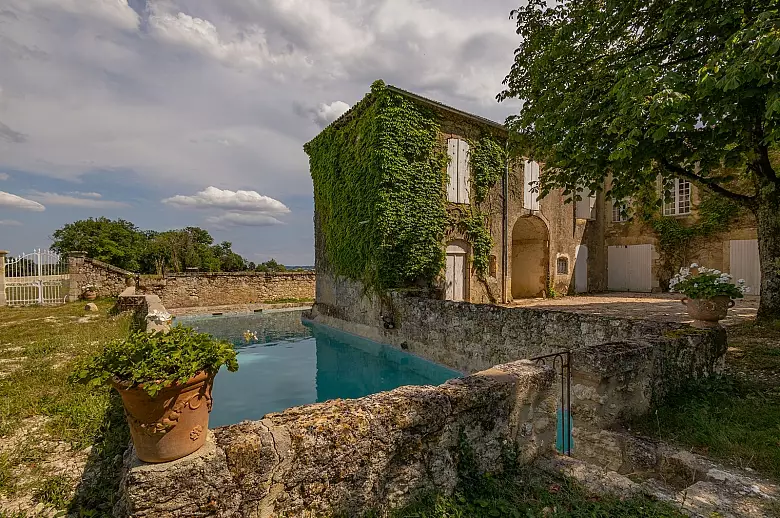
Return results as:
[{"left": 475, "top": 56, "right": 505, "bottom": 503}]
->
[
  {"left": 730, "top": 239, "right": 760, "bottom": 296},
  {"left": 608, "top": 244, "right": 653, "bottom": 292}
]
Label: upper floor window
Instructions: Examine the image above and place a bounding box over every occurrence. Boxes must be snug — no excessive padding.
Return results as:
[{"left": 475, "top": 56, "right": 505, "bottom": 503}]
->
[
  {"left": 612, "top": 200, "right": 629, "bottom": 223},
  {"left": 663, "top": 178, "right": 691, "bottom": 216},
  {"left": 447, "top": 138, "right": 470, "bottom": 204},
  {"left": 523, "top": 160, "right": 540, "bottom": 211},
  {"left": 575, "top": 187, "right": 596, "bottom": 220}
]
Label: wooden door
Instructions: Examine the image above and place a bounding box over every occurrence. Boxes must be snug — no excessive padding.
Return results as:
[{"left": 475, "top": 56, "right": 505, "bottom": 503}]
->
[
  {"left": 730, "top": 239, "right": 760, "bottom": 295},
  {"left": 445, "top": 243, "right": 467, "bottom": 301},
  {"left": 575, "top": 245, "right": 588, "bottom": 293}
]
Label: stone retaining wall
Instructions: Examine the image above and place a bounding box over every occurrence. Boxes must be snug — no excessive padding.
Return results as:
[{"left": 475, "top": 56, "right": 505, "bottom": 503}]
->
[
  {"left": 309, "top": 273, "right": 727, "bottom": 434},
  {"left": 116, "top": 360, "right": 556, "bottom": 517},
  {"left": 137, "top": 272, "right": 316, "bottom": 309},
  {"left": 67, "top": 253, "right": 134, "bottom": 300}
]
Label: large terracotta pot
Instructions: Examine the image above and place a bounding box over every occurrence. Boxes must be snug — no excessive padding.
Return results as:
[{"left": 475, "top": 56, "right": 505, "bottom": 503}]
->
[
  {"left": 83, "top": 290, "right": 97, "bottom": 301},
  {"left": 681, "top": 296, "right": 735, "bottom": 328},
  {"left": 111, "top": 371, "right": 214, "bottom": 463}
]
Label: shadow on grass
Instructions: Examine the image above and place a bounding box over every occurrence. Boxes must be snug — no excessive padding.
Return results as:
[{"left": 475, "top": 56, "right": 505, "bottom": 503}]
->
[{"left": 67, "top": 393, "right": 129, "bottom": 517}]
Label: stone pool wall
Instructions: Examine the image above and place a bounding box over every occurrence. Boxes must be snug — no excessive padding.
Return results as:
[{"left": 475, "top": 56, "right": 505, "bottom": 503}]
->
[
  {"left": 137, "top": 271, "right": 316, "bottom": 308},
  {"left": 116, "top": 360, "right": 556, "bottom": 517},
  {"left": 309, "top": 273, "right": 727, "bottom": 434}
]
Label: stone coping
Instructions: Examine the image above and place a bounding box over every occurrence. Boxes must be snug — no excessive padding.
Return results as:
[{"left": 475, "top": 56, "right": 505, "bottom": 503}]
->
[{"left": 115, "top": 359, "right": 557, "bottom": 517}]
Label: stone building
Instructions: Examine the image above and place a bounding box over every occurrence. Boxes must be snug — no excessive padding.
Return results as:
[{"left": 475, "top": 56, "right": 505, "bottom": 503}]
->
[{"left": 306, "top": 81, "right": 759, "bottom": 303}]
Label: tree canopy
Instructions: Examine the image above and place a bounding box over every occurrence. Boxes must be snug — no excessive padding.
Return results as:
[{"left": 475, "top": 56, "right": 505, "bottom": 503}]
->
[
  {"left": 50, "top": 218, "right": 291, "bottom": 275},
  {"left": 500, "top": 0, "right": 780, "bottom": 321}
]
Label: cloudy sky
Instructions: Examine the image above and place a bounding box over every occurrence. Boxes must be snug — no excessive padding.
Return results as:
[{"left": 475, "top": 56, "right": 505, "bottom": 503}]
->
[{"left": 0, "top": 0, "right": 522, "bottom": 265}]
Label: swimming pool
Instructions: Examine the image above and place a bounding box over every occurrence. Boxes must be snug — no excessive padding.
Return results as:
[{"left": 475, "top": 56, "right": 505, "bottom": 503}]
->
[{"left": 178, "top": 310, "right": 461, "bottom": 427}]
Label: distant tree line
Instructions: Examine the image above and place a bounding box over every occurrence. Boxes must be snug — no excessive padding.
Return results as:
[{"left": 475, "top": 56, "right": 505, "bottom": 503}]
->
[{"left": 50, "top": 217, "right": 293, "bottom": 275}]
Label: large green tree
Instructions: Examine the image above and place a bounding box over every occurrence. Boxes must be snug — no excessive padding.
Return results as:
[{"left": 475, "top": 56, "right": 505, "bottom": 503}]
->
[
  {"left": 51, "top": 217, "right": 147, "bottom": 271},
  {"left": 500, "top": 0, "right": 780, "bottom": 321}
]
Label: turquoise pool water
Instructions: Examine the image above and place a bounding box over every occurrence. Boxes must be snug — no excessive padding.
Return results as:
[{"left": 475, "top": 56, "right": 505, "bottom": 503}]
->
[{"left": 178, "top": 310, "right": 461, "bottom": 427}]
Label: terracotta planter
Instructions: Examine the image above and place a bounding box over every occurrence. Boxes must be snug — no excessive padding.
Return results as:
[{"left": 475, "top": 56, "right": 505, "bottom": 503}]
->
[
  {"left": 83, "top": 290, "right": 97, "bottom": 301},
  {"left": 681, "top": 296, "right": 735, "bottom": 328},
  {"left": 111, "top": 371, "right": 214, "bottom": 463}
]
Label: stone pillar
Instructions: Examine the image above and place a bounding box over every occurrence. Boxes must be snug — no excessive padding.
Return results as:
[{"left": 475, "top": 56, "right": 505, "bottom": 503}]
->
[
  {"left": 66, "top": 251, "right": 87, "bottom": 302},
  {"left": 0, "top": 251, "right": 7, "bottom": 306}
]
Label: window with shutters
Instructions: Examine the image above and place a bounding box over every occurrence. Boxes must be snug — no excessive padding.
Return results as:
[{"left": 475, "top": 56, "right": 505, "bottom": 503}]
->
[
  {"left": 663, "top": 178, "right": 692, "bottom": 216},
  {"left": 612, "top": 200, "right": 629, "bottom": 223},
  {"left": 523, "top": 160, "right": 540, "bottom": 211},
  {"left": 575, "top": 188, "right": 596, "bottom": 220},
  {"left": 446, "top": 138, "right": 470, "bottom": 204}
]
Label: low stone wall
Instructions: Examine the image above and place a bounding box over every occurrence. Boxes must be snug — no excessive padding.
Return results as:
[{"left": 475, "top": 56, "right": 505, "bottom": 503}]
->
[
  {"left": 116, "top": 360, "right": 556, "bottom": 517},
  {"left": 309, "top": 273, "right": 727, "bottom": 446},
  {"left": 137, "top": 272, "right": 316, "bottom": 309},
  {"left": 67, "top": 253, "right": 134, "bottom": 300}
]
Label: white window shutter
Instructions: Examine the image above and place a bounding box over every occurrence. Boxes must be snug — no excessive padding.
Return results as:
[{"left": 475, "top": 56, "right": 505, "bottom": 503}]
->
[
  {"left": 576, "top": 187, "right": 595, "bottom": 219},
  {"left": 458, "top": 139, "right": 470, "bottom": 204},
  {"left": 446, "top": 139, "right": 458, "bottom": 202},
  {"left": 524, "top": 161, "right": 540, "bottom": 211}
]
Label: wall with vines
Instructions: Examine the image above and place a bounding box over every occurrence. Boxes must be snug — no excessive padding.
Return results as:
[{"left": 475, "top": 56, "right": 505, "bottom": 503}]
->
[
  {"left": 306, "top": 81, "right": 507, "bottom": 293},
  {"left": 631, "top": 184, "right": 747, "bottom": 284}
]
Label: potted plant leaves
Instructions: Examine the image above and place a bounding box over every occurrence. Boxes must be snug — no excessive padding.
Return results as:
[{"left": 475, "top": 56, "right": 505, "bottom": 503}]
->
[
  {"left": 670, "top": 264, "right": 749, "bottom": 328},
  {"left": 71, "top": 326, "right": 238, "bottom": 462}
]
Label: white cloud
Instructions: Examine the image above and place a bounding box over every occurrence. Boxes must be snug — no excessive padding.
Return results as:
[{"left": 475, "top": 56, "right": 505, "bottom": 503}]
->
[
  {"left": 0, "top": 173, "right": 8, "bottom": 181},
  {"left": 301, "top": 101, "right": 351, "bottom": 128},
  {"left": 67, "top": 191, "right": 102, "bottom": 198},
  {"left": 163, "top": 186, "right": 289, "bottom": 214},
  {"left": 27, "top": 191, "right": 129, "bottom": 209},
  {"left": 0, "top": 219, "right": 22, "bottom": 226},
  {"left": 206, "top": 212, "right": 284, "bottom": 228},
  {"left": 0, "top": 191, "right": 46, "bottom": 211}
]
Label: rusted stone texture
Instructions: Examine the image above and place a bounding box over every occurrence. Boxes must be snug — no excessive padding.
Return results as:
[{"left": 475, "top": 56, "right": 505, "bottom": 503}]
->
[{"left": 115, "top": 361, "right": 556, "bottom": 518}]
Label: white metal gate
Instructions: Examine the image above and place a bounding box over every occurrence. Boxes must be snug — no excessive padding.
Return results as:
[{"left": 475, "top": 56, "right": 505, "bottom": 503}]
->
[
  {"left": 729, "top": 239, "right": 760, "bottom": 296},
  {"left": 4, "top": 249, "right": 69, "bottom": 305},
  {"left": 608, "top": 244, "right": 653, "bottom": 292}
]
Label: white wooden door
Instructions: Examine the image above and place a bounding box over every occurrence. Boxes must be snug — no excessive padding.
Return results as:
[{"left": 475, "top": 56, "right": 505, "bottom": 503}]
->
[
  {"left": 575, "top": 245, "right": 588, "bottom": 293},
  {"left": 608, "top": 244, "right": 653, "bottom": 292},
  {"left": 730, "top": 239, "right": 760, "bottom": 295},
  {"left": 445, "top": 243, "right": 467, "bottom": 301}
]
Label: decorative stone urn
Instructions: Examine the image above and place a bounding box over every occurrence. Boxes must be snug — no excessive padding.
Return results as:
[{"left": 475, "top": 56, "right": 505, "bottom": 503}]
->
[
  {"left": 681, "top": 296, "right": 735, "bottom": 328},
  {"left": 111, "top": 371, "right": 214, "bottom": 463}
]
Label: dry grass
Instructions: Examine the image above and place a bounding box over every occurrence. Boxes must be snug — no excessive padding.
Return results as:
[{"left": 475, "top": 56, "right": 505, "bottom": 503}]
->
[{"left": 0, "top": 300, "right": 131, "bottom": 516}]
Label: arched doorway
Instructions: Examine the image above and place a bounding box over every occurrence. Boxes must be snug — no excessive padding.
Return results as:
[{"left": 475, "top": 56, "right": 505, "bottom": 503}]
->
[
  {"left": 445, "top": 240, "right": 468, "bottom": 301},
  {"left": 511, "top": 216, "right": 549, "bottom": 299}
]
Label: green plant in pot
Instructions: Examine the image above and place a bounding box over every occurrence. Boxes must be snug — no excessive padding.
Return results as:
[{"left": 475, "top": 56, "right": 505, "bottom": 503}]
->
[
  {"left": 71, "top": 326, "right": 238, "bottom": 462},
  {"left": 670, "top": 264, "right": 749, "bottom": 328}
]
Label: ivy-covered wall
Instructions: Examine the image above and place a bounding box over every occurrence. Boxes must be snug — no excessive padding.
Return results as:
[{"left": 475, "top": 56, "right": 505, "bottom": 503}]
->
[
  {"left": 306, "top": 81, "right": 449, "bottom": 291},
  {"left": 306, "top": 81, "right": 508, "bottom": 295}
]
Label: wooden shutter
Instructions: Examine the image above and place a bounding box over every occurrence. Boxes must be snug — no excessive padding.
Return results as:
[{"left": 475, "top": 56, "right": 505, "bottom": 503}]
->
[
  {"left": 730, "top": 239, "right": 760, "bottom": 295},
  {"left": 447, "top": 139, "right": 458, "bottom": 202},
  {"left": 575, "top": 245, "right": 588, "bottom": 293},
  {"left": 458, "top": 139, "right": 470, "bottom": 204},
  {"left": 576, "top": 188, "right": 595, "bottom": 220},
  {"left": 524, "top": 161, "right": 540, "bottom": 211}
]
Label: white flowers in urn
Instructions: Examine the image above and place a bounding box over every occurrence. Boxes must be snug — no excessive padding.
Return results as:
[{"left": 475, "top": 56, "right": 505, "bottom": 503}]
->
[{"left": 671, "top": 264, "right": 748, "bottom": 328}]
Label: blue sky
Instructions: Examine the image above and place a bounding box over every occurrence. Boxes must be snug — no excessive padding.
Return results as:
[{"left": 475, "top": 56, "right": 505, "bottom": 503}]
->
[{"left": 0, "top": 0, "right": 522, "bottom": 265}]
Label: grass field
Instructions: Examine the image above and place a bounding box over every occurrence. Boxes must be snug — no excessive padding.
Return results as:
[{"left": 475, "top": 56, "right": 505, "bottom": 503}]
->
[
  {"left": 0, "top": 300, "right": 131, "bottom": 516},
  {"left": 633, "top": 322, "right": 780, "bottom": 480}
]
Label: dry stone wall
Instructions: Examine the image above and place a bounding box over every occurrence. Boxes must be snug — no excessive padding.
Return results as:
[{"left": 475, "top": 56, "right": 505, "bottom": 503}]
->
[
  {"left": 116, "top": 361, "right": 556, "bottom": 518},
  {"left": 137, "top": 272, "right": 315, "bottom": 309},
  {"left": 67, "top": 254, "right": 134, "bottom": 300}
]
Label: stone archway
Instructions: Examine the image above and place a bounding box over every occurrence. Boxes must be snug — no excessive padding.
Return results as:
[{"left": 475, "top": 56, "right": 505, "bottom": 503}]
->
[{"left": 511, "top": 216, "right": 549, "bottom": 299}]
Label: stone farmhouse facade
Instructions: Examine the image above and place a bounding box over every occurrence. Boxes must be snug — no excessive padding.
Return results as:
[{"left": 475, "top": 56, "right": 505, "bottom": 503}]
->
[{"left": 308, "top": 83, "right": 760, "bottom": 304}]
